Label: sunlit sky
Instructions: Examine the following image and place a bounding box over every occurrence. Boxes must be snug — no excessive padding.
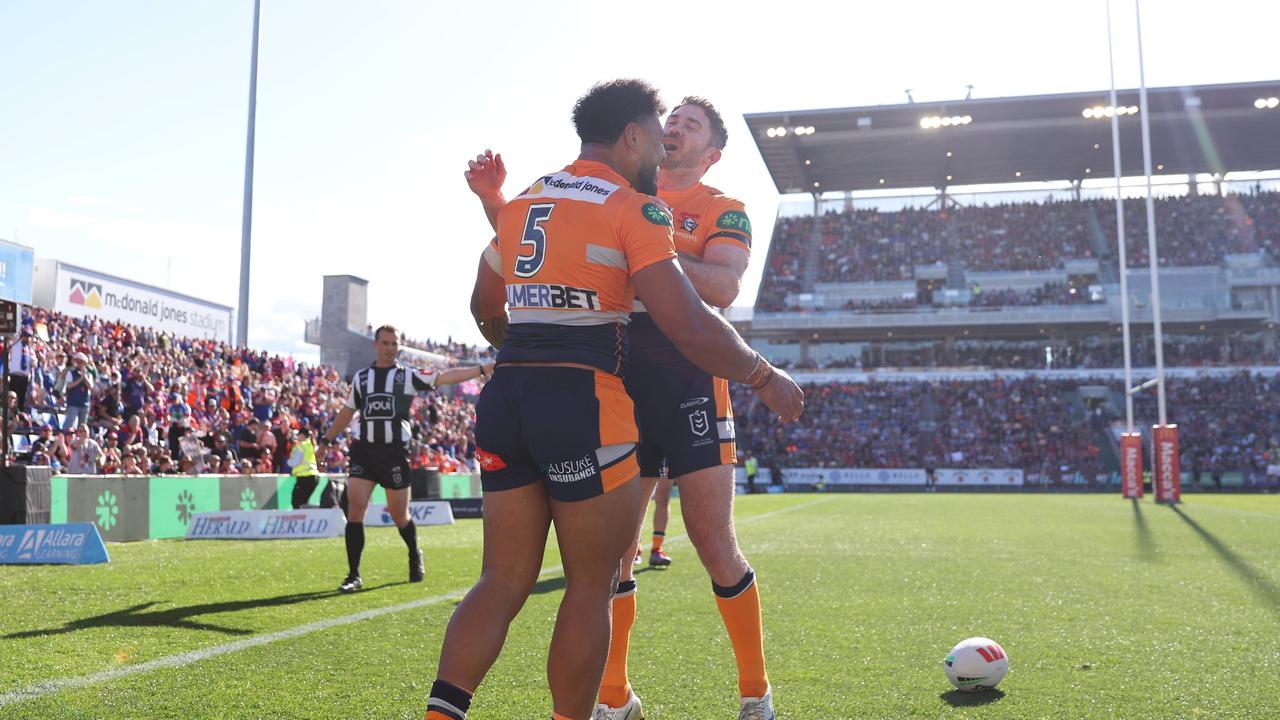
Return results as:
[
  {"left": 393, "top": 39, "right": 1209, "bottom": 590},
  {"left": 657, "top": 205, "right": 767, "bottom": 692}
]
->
[{"left": 3, "top": 0, "right": 1276, "bottom": 362}]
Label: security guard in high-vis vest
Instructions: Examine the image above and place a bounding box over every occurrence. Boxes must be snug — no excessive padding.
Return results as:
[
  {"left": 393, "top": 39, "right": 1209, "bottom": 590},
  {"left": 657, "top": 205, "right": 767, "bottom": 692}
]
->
[{"left": 289, "top": 427, "right": 320, "bottom": 509}]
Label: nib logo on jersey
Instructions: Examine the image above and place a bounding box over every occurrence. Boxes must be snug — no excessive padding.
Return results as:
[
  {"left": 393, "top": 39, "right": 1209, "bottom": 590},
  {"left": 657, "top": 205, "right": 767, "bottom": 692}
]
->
[
  {"left": 69, "top": 278, "right": 104, "bottom": 309},
  {"left": 545, "top": 454, "right": 599, "bottom": 484}
]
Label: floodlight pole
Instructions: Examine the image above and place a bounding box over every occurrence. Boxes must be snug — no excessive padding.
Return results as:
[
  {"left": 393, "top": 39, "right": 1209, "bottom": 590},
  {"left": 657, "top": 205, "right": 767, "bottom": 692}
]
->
[
  {"left": 236, "top": 0, "right": 262, "bottom": 348},
  {"left": 1106, "top": 0, "right": 1135, "bottom": 433},
  {"left": 1135, "top": 0, "right": 1168, "bottom": 426}
]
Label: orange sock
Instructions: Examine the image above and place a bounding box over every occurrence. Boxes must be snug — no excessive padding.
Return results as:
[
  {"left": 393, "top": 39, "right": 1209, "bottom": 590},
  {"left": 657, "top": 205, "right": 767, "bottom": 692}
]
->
[
  {"left": 713, "top": 570, "right": 769, "bottom": 698},
  {"left": 598, "top": 579, "right": 638, "bottom": 707},
  {"left": 551, "top": 714, "right": 576, "bottom": 720},
  {"left": 425, "top": 713, "right": 454, "bottom": 720},
  {"left": 651, "top": 531, "right": 665, "bottom": 552}
]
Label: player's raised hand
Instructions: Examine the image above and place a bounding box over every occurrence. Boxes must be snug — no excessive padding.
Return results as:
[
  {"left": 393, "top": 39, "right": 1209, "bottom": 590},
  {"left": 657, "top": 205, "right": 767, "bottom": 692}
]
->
[
  {"left": 754, "top": 366, "right": 804, "bottom": 424},
  {"left": 464, "top": 149, "right": 506, "bottom": 199}
]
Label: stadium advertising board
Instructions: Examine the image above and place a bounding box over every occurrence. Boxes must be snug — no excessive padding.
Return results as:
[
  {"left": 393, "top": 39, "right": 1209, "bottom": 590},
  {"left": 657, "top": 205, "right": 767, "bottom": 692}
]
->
[
  {"left": 0, "top": 523, "right": 109, "bottom": 565},
  {"left": 0, "top": 238, "right": 34, "bottom": 304},
  {"left": 34, "top": 260, "right": 232, "bottom": 343},
  {"left": 50, "top": 474, "right": 336, "bottom": 542},
  {"left": 781, "top": 468, "right": 928, "bottom": 485},
  {"left": 186, "top": 508, "right": 345, "bottom": 540},
  {"left": 934, "top": 469, "right": 1025, "bottom": 486},
  {"left": 365, "top": 501, "right": 455, "bottom": 527}
]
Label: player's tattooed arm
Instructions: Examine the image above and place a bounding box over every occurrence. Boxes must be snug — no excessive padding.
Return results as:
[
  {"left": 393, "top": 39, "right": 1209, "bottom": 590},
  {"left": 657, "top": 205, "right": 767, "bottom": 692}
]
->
[
  {"left": 465, "top": 149, "right": 507, "bottom": 232},
  {"left": 676, "top": 243, "right": 750, "bottom": 308}
]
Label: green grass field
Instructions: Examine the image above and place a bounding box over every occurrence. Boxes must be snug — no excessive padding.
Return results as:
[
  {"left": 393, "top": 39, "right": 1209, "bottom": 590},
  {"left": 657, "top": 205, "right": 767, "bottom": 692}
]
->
[{"left": 2, "top": 494, "right": 1279, "bottom": 719}]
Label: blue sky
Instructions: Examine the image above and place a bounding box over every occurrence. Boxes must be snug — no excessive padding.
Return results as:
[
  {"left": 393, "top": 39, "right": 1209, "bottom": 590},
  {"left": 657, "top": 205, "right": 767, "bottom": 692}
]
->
[{"left": 3, "top": 0, "right": 1276, "bottom": 361}]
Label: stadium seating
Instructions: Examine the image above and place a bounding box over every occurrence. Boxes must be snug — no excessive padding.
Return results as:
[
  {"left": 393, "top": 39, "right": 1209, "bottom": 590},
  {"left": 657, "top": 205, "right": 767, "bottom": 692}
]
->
[
  {"left": 756, "top": 189, "right": 1280, "bottom": 311},
  {"left": 12, "top": 306, "right": 484, "bottom": 476}
]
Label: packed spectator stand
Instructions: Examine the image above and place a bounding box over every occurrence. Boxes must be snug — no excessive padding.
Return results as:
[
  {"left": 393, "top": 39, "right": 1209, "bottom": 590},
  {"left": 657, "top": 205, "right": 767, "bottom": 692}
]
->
[
  {"left": 7, "top": 307, "right": 489, "bottom": 477},
  {"left": 756, "top": 189, "right": 1280, "bottom": 311}
]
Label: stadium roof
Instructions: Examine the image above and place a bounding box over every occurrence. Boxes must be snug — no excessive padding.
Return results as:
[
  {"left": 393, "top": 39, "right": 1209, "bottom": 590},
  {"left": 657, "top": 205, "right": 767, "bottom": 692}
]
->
[{"left": 745, "top": 80, "right": 1280, "bottom": 194}]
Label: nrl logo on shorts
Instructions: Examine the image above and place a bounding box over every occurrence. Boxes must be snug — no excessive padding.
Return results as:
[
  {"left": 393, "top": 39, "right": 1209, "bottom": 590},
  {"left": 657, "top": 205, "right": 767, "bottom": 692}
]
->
[{"left": 688, "top": 409, "right": 710, "bottom": 437}]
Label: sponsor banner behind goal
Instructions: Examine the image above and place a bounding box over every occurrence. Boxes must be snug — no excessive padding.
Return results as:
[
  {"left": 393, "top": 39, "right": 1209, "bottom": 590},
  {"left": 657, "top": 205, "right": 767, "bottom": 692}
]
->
[
  {"left": 934, "top": 469, "right": 1025, "bottom": 486},
  {"left": 781, "top": 468, "right": 928, "bottom": 485}
]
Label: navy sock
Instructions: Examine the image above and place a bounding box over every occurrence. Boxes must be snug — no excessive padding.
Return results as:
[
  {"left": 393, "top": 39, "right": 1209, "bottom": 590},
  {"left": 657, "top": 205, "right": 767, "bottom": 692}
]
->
[
  {"left": 344, "top": 522, "right": 364, "bottom": 578},
  {"left": 427, "top": 679, "right": 472, "bottom": 719}
]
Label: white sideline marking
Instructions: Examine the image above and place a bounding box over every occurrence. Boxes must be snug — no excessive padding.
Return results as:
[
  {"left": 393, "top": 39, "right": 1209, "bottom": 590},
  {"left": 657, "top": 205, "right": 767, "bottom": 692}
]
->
[{"left": 0, "top": 496, "right": 826, "bottom": 706}]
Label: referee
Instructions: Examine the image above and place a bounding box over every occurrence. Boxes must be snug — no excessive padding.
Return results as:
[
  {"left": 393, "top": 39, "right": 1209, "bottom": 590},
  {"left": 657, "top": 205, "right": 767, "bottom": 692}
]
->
[{"left": 321, "top": 325, "right": 494, "bottom": 593}]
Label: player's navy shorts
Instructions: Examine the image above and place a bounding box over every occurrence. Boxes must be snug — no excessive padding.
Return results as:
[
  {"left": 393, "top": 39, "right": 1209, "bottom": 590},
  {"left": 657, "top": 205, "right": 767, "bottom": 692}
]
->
[
  {"left": 627, "top": 359, "right": 736, "bottom": 479},
  {"left": 347, "top": 442, "right": 411, "bottom": 490},
  {"left": 476, "top": 366, "right": 640, "bottom": 502}
]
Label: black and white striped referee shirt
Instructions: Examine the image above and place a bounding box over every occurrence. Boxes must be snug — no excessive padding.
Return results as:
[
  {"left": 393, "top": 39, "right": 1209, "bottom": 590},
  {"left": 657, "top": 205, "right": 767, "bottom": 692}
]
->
[{"left": 343, "top": 363, "right": 437, "bottom": 446}]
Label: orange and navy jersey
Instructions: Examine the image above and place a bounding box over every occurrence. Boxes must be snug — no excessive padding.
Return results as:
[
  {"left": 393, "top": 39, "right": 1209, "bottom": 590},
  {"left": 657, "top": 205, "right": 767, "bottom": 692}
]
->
[
  {"left": 485, "top": 159, "right": 677, "bottom": 375},
  {"left": 661, "top": 181, "right": 752, "bottom": 262},
  {"left": 630, "top": 182, "right": 752, "bottom": 364}
]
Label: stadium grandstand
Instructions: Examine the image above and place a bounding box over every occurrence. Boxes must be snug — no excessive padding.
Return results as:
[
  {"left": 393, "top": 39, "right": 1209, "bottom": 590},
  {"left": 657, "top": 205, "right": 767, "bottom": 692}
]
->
[
  {"left": 732, "top": 80, "right": 1280, "bottom": 490},
  {"left": 6, "top": 304, "right": 490, "bottom": 478}
]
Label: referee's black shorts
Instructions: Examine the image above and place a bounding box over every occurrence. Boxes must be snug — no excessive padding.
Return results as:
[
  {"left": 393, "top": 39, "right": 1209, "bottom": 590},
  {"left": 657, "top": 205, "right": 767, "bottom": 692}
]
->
[{"left": 347, "top": 441, "right": 411, "bottom": 490}]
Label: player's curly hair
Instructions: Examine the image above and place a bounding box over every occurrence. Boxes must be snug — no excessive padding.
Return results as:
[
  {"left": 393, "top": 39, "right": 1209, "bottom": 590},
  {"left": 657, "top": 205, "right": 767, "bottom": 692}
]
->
[
  {"left": 572, "top": 79, "right": 667, "bottom": 145},
  {"left": 674, "top": 96, "right": 728, "bottom": 150}
]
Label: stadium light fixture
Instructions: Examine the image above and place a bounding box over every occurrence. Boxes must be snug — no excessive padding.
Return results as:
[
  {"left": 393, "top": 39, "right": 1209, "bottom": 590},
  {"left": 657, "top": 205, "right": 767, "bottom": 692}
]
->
[
  {"left": 879, "top": 178, "right": 886, "bottom": 184},
  {"left": 1085, "top": 168, "right": 1092, "bottom": 174},
  {"left": 804, "top": 159, "right": 812, "bottom": 165},
  {"left": 1015, "top": 171, "right": 1022, "bottom": 177},
  {"left": 1256, "top": 98, "right": 1269, "bottom": 109},
  {"left": 1156, "top": 163, "right": 1164, "bottom": 170},
  {"left": 946, "top": 151, "right": 953, "bottom": 158},
  {"left": 766, "top": 128, "right": 776, "bottom": 137},
  {"left": 1269, "top": 98, "right": 1280, "bottom": 109},
  {"left": 945, "top": 175, "right": 953, "bottom": 181},
  {"left": 919, "top": 115, "right": 971, "bottom": 130},
  {"left": 813, "top": 181, "right": 821, "bottom": 188},
  {"left": 1083, "top": 104, "right": 1138, "bottom": 119}
]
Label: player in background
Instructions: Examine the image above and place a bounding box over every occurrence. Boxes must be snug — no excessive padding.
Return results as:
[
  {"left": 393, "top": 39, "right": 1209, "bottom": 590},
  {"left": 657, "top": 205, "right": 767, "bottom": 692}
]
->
[
  {"left": 428, "top": 80, "right": 802, "bottom": 720},
  {"left": 464, "top": 97, "right": 778, "bottom": 720}
]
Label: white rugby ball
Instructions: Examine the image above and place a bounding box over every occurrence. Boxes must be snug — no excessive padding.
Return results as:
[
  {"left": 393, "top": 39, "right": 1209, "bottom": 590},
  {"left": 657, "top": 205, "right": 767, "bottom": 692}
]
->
[{"left": 943, "top": 636, "right": 1009, "bottom": 691}]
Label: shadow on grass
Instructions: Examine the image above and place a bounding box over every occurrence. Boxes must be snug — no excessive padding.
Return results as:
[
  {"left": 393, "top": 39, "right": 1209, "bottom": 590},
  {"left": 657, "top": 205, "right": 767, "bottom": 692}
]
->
[
  {"left": 3, "top": 590, "right": 338, "bottom": 639},
  {"left": 940, "top": 689, "right": 1005, "bottom": 706},
  {"left": 1168, "top": 504, "right": 1280, "bottom": 615},
  {"left": 1131, "top": 499, "right": 1157, "bottom": 562}
]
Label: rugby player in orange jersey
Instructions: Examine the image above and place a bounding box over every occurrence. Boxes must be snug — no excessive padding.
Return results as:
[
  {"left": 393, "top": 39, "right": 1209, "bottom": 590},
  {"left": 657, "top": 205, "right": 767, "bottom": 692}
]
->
[
  {"left": 426, "top": 80, "right": 802, "bottom": 720},
  {"left": 465, "top": 97, "right": 780, "bottom": 720}
]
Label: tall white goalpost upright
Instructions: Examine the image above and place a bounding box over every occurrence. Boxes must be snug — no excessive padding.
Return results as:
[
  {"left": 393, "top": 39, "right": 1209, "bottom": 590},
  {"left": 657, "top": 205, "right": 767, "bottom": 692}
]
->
[
  {"left": 1122, "top": 0, "right": 1181, "bottom": 502},
  {"left": 1106, "top": 0, "right": 1145, "bottom": 500}
]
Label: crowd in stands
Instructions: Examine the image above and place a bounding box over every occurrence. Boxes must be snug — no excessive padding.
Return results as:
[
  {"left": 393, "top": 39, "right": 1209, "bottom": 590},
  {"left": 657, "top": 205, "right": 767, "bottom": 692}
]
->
[
  {"left": 731, "top": 376, "right": 1103, "bottom": 480},
  {"left": 773, "top": 334, "right": 1273, "bottom": 372},
  {"left": 734, "top": 371, "right": 1280, "bottom": 483},
  {"left": 755, "top": 189, "right": 1280, "bottom": 311},
  {"left": 1134, "top": 373, "right": 1280, "bottom": 478},
  {"left": 7, "top": 307, "right": 482, "bottom": 476},
  {"left": 969, "top": 281, "right": 1101, "bottom": 308}
]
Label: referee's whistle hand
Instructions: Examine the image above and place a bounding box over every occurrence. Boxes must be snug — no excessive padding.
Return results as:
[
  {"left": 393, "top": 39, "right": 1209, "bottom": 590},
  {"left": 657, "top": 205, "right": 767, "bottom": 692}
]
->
[{"left": 755, "top": 367, "right": 804, "bottom": 424}]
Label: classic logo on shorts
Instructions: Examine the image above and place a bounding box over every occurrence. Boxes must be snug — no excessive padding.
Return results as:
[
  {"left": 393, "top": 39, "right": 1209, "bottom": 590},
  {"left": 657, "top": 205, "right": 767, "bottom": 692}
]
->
[
  {"left": 476, "top": 448, "right": 507, "bottom": 471},
  {"left": 363, "top": 393, "right": 395, "bottom": 420},
  {"left": 545, "top": 454, "right": 598, "bottom": 483},
  {"left": 680, "top": 397, "right": 709, "bottom": 409},
  {"left": 688, "top": 408, "right": 710, "bottom": 437}
]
